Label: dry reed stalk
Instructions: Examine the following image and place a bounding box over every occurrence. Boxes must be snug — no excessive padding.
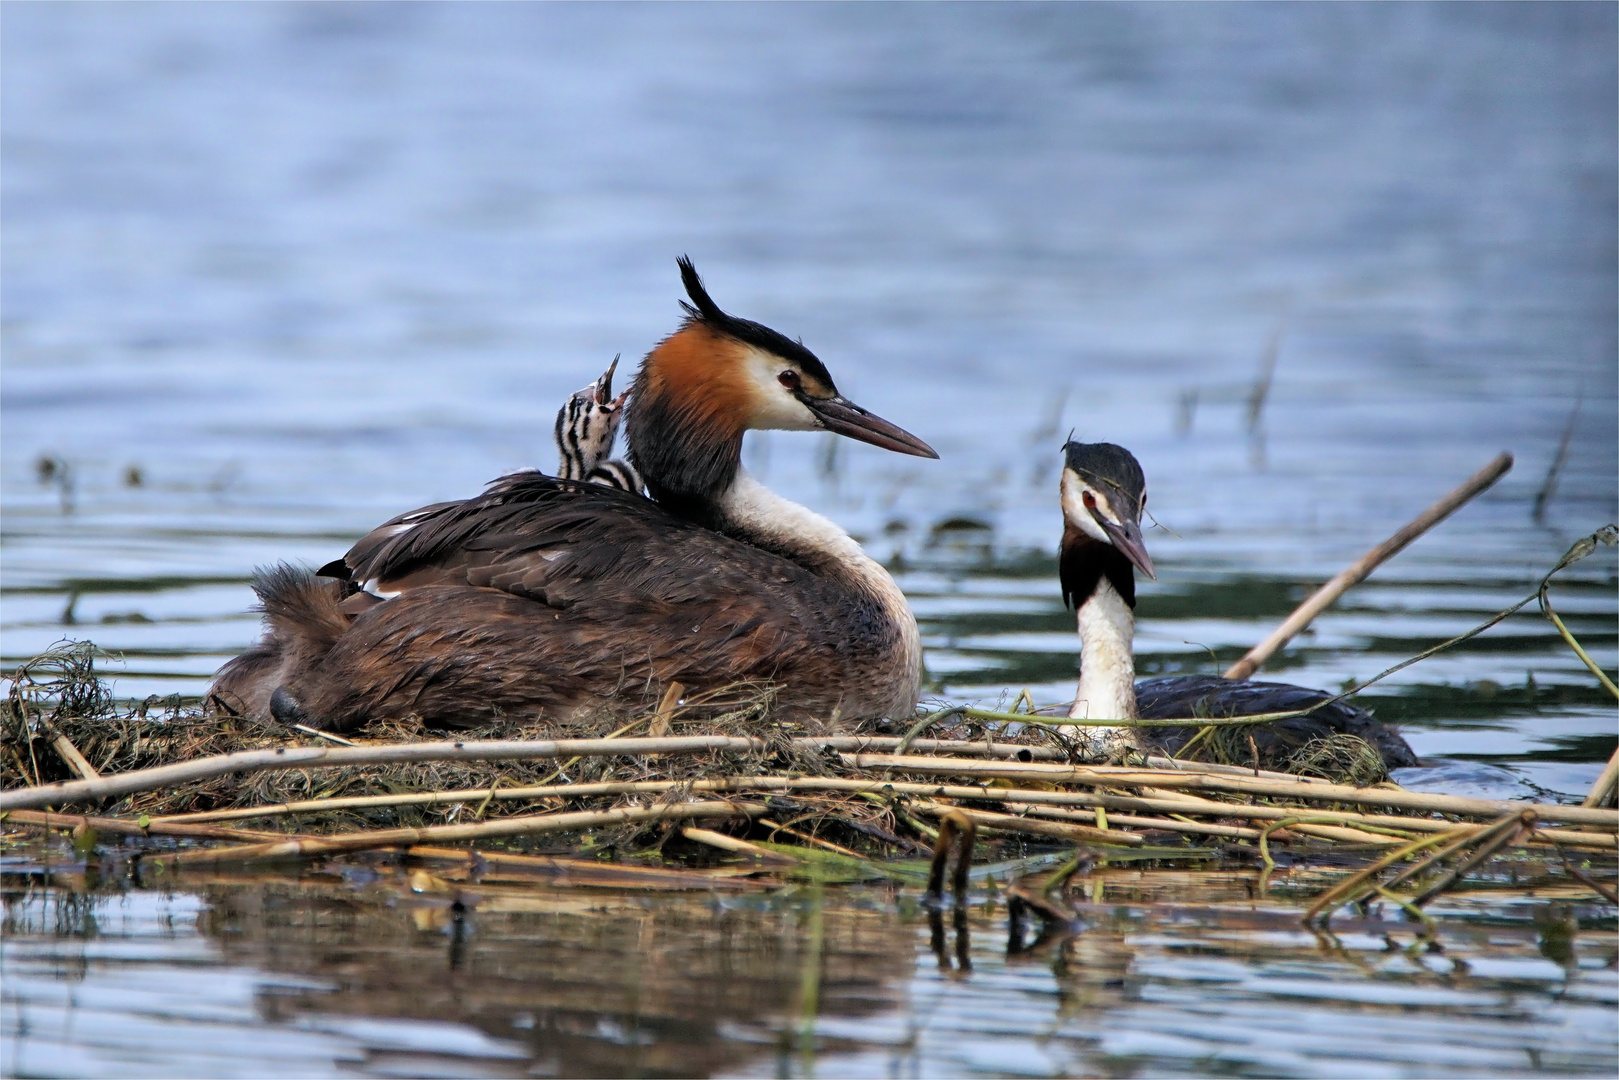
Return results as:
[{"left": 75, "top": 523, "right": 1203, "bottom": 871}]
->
[
  {"left": 1584, "top": 747, "right": 1619, "bottom": 810},
  {"left": 912, "top": 802, "right": 1144, "bottom": 846},
  {"left": 817, "top": 736, "right": 1067, "bottom": 761},
  {"left": 1531, "top": 828, "right": 1619, "bottom": 849},
  {"left": 680, "top": 827, "right": 794, "bottom": 863},
  {"left": 646, "top": 682, "right": 685, "bottom": 740},
  {"left": 1303, "top": 812, "right": 1533, "bottom": 924},
  {"left": 1408, "top": 814, "right": 1534, "bottom": 906},
  {"left": 1121, "top": 786, "right": 1612, "bottom": 847},
  {"left": 14, "top": 724, "right": 1367, "bottom": 816},
  {"left": 1137, "top": 754, "right": 1332, "bottom": 782},
  {"left": 49, "top": 733, "right": 99, "bottom": 780},
  {"left": 1223, "top": 452, "right": 1513, "bottom": 680},
  {"left": 290, "top": 724, "right": 358, "bottom": 746},
  {"left": 1000, "top": 802, "right": 1388, "bottom": 845},
  {"left": 0, "top": 735, "right": 768, "bottom": 812},
  {"left": 153, "top": 800, "right": 769, "bottom": 868},
  {"left": 153, "top": 775, "right": 1619, "bottom": 847},
  {"left": 834, "top": 753, "right": 1619, "bottom": 827},
  {"left": 757, "top": 818, "right": 864, "bottom": 858},
  {"left": 1042, "top": 809, "right": 1262, "bottom": 841},
  {"left": 1303, "top": 829, "right": 1472, "bottom": 924},
  {"left": 156, "top": 787, "right": 563, "bottom": 823},
  {"left": 3, "top": 808, "right": 307, "bottom": 844},
  {"left": 149, "top": 772, "right": 1275, "bottom": 826},
  {"left": 964, "top": 706, "right": 1337, "bottom": 729},
  {"left": 1376, "top": 812, "right": 1529, "bottom": 895},
  {"left": 1552, "top": 848, "right": 1619, "bottom": 903},
  {"left": 402, "top": 844, "right": 767, "bottom": 889},
  {"left": 1267, "top": 821, "right": 1403, "bottom": 845}
]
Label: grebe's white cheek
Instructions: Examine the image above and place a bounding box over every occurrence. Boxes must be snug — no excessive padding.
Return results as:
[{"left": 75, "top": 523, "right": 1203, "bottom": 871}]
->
[
  {"left": 1060, "top": 471, "right": 1112, "bottom": 545},
  {"left": 742, "top": 347, "right": 821, "bottom": 431}
]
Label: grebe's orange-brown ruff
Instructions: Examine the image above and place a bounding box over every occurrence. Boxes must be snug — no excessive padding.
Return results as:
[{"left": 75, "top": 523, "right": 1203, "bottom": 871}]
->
[{"left": 209, "top": 259, "right": 936, "bottom": 733}]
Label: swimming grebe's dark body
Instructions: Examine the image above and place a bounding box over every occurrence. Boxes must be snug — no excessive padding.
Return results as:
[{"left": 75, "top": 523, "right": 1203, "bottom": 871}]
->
[
  {"left": 1057, "top": 441, "right": 1417, "bottom": 770},
  {"left": 1133, "top": 675, "right": 1418, "bottom": 768},
  {"left": 210, "top": 260, "right": 935, "bottom": 733}
]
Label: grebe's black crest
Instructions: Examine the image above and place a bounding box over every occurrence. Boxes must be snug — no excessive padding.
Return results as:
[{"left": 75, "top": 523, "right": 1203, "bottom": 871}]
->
[{"left": 676, "top": 256, "right": 835, "bottom": 390}]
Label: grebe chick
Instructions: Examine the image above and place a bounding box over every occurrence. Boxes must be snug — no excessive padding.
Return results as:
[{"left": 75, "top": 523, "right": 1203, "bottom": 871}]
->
[
  {"left": 1059, "top": 440, "right": 1418, "bottom": 770},
  {"left": 555, "top": 356, "right": 642, "bottom": 493},
  {"left": 210, "top": 258, "right": 937, "bottom": 734}
]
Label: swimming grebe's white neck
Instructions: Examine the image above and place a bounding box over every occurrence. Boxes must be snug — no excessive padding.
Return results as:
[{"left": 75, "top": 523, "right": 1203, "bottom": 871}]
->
[
  {"left": 1069, "top": 575, "right": 1139, "bottom": 760},
  {"left": 1071, "top": 576, "right": 1137, "bottom": 720}
]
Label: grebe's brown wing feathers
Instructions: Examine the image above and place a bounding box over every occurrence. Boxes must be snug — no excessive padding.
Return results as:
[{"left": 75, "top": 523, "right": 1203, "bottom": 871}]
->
[
  {"left": 274, "top": 471, "right": 894, "bottom": 730},
  {"left": 337, "top": 472, "right": 854, "bottom": 619},
  {"left": 318, "top": 499, "right": 465, "bottom": 584}
]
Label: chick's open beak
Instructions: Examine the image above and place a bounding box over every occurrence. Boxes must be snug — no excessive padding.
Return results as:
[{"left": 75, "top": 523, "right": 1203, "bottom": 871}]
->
[
  {"left": 806, "top": 395, "right": 938, "bottom": 459},
  {"left": 592, "top": 355, "right": 621, "bottom": 407}
]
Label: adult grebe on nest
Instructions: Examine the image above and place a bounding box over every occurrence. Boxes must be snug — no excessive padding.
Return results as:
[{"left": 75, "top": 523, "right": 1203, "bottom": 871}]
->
[
  {"left": 210, "top": 259, "right": 937, "bottom": 733},
  {"left": 1057, "top": 440, "right": 1418, "bottom": 771}
]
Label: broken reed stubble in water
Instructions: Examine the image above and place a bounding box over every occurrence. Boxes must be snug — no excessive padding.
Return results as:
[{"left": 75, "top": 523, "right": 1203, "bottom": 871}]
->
[{"left": 1224, "top": 452, "right": 1513, "bottom": 681}]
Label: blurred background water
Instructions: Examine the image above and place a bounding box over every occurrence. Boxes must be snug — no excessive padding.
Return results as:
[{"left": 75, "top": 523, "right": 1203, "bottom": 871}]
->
[{"left": 3, "top": 4, "right": 1617, "bottom": 1076}]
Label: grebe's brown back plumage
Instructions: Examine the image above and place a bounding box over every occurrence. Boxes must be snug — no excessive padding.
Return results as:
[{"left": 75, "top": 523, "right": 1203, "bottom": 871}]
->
[{"left": 209, "top": 259, "right": 936, "bottom": 733}]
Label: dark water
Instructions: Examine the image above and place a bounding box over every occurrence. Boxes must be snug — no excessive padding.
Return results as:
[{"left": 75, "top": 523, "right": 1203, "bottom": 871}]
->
[{"left": 3, "top": 5, "right": 1616, "bottom": 1075}]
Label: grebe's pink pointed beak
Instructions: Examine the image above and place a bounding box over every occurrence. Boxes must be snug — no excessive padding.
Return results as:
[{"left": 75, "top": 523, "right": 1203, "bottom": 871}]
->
[{"left": 806, "top": 395, "right": 938, "bottom": 458}]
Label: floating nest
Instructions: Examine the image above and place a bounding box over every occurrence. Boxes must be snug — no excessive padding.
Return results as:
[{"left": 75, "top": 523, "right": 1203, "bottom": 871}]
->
[
  {"left": 3, "top": 641, "right": 1402, "bottom": 844},
  {"left": 0, "top": 643, "right": 893, "bottom": 838}
]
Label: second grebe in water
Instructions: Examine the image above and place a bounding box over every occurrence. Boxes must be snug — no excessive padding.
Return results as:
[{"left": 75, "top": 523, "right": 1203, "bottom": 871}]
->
[
  {"left": 209, "top": 259, "right": 937, "bottom": 733},
  {"left": 1058, "top": 440, "right": 1418, "bottom": 770}
]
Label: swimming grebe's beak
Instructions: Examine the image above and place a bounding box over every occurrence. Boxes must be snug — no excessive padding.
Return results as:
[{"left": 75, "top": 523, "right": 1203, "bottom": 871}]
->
[
  {"left": 806, "top": 395, "right": 938, "bottom": 458},
  {"left": 1096, "top": 514, "right": 1156, "bottom": 581}
]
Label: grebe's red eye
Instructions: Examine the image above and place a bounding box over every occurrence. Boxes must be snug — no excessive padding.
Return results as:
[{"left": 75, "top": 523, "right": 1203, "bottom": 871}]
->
[
  {"left": 777, "top": 370, "right": 800, "bottom": 390},
  {"left": 1082, "top": 490, "right": 1097, "bottom": 510}
]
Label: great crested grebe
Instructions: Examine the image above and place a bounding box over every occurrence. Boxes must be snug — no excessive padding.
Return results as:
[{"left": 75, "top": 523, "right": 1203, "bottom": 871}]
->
[
  {"left": 1058, "top": 440, "right": 1418, "bottom": 770},
  {"left": 208, "top": 258, "right": 937, "bottom": 733}
]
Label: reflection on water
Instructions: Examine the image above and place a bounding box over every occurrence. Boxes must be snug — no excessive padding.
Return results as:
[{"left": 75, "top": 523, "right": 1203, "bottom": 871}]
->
[{"left": 4, "top": 852, "right": 1616, "bottom": 1078}]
